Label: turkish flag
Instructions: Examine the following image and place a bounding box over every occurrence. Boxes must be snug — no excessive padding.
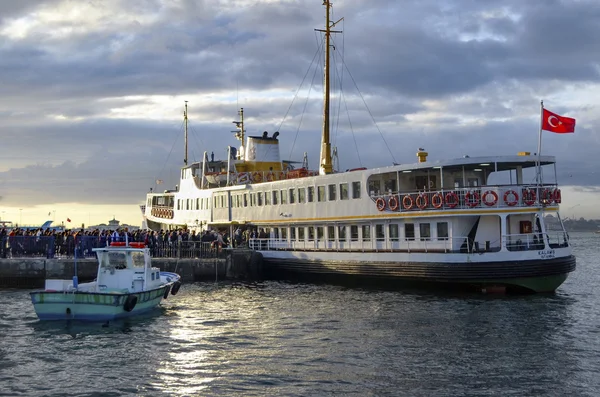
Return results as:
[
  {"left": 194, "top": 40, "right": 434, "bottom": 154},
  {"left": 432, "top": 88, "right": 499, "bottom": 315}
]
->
[
  {"left": 67, "top": 218, "right": 71, "bottom": 222},
  {"left": 542, "top": 108, "right": 575, "bottom": 133}
]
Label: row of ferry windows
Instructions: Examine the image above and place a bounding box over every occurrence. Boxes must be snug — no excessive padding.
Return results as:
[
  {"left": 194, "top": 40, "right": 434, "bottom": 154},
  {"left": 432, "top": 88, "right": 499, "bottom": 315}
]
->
[
  {"left": 258, "top": 222, "right": 449, "bottom": 242},
  {"left": 176, "top": 181, "right": 362, "bottom": 210}
]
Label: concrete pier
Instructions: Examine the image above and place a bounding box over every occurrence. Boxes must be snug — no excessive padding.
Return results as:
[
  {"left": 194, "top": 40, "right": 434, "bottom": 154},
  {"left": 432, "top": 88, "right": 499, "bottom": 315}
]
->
[{"left": 0, "top": 249, "right": 263, "bottom": 288}]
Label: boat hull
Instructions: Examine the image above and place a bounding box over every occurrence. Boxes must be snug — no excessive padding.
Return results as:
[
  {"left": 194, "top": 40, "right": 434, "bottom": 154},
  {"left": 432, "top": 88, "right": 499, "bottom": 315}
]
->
[
  {"left": 261, "top": 254, "right": 576, "bottom": 293},
  {"left": 30, "top": 279, "right": 179, "bottom": 321}
]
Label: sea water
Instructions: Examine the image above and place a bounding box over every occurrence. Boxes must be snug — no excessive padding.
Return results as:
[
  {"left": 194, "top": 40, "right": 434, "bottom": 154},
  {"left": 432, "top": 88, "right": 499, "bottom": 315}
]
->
[{"left": 0, "top": 232, "right": 598, "bottom": 396}]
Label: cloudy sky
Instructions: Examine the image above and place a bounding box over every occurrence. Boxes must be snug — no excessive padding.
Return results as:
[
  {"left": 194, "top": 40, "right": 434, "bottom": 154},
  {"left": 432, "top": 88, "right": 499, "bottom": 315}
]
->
[{"left": 0, "top": 0, "right": 598, "bottom": 227}]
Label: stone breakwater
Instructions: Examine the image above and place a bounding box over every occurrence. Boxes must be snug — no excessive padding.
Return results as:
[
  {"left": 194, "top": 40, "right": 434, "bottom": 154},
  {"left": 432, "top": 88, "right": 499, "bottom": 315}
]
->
[{"left": 0, "top": 250, "right": 263, "bottom": 288}]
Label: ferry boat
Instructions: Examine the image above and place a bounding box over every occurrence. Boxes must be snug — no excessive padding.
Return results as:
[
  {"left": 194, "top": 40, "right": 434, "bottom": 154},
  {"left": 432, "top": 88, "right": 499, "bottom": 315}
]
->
[{"left": 142, "top": 1, "right": 575, "bottom": 293}]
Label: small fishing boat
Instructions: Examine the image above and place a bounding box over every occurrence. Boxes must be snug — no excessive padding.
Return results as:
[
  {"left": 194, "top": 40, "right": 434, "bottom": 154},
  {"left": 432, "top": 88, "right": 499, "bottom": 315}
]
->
[{"left": 30, "top": 241, "right": 182, "bottom": 321}]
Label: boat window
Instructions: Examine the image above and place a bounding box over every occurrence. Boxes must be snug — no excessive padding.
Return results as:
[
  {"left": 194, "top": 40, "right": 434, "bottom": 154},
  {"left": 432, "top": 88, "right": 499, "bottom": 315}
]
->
[
  {"left": 298, "top": 188, "right": 306, "bottom": 203},
  {"left": 177, "top": 200, "right": 181, "bottom": 210},
  {"left": 132, "top": 252, "right": 145, "bottom": 268},
  {"left": 420, "top": 223, "right": 431, "bottom": 241},
  {"left": 308, "top": 227, "right": 315, "bottom": 241},
  {"left": 308, "top": 186, "right": 315, "bottom": 202},
  {"left": 405, "top": 223, "right": 415, "bottom": 241},
  {"left": 328, "top": 184, "right": 336, "bottom": 201},
  {"left": 368, "top": 180, "right": 381, "bottom": 196},
  {"left": 362, "top": 225, "right": 371, "bottom": 242},
  {"left": 340, "top": 183, "right": 349, "bottom": 200},
  {"left": 290, "top": 227, "right": 296, "bottom": 240},
  {"left": 108, "top": 252, "right": 127, "bottom": 269},
  {"left": 350, "top": 225, "right": 359, "bottom": 241},
  {"left": 338, "top": 225, "right": 347, "bottom": 242},
  {"left": 298, "top": 227, "right": 305, "bottom": 241},
  {"left": 468, "top": 178, "right": 479, "bottom": 187},
  {"left": 384, "top": 179, "right": 397, "bottom": 194},
  {"left": 265, "top": 191, "right": 271, "bottom": 206},
  {"left": 280, "top": 189, "right": 287, "bottom": 204},
  {"left": 214, "top": 197, "right": 218, "bottom": 208},
  {"left": 272, "top": 191, "right": 279, "bottom": 205},
  {"left": 437, "top": 222, "right": 449, "bottom": 240},
  {"left": 243, "top": 193, "right": 248, "bottom": 207},
  {"left": 257, "top": 192, "right": 263, "bottom": 206},
  {"left": 389, "top": 224, "right": 399, "bottom": 242},
  {"left": 327, "top": 226, "right": 335, "bottom": 240},
  {"left": 289, "top": 188, "right": 296, "bottom": 204},
  {"left": 196, "top": 198, "right": 200, "bottom": 209},
  {"left": 316, "top": 226, "right": 324, "bottom": 241},
  {"left": 317, "top": 186, "right": 325, "bottom": 202},
  {"left": 250, "top": 193, "right": 255, "bottom": 207},
  {"left": 376, "top": 224, "right": 385, "bottom": 241},
  {"left": 352, "top": 181, "right": 361, "bottom": 199},
  {"left": 281, "top": 227, "right": 287, "bottom": 239}
]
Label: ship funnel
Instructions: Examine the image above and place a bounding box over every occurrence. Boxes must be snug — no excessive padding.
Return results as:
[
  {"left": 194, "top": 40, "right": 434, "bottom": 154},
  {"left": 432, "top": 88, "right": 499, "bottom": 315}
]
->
[{"left": 417, "top": 148, "right": 428, "bottom": 163}]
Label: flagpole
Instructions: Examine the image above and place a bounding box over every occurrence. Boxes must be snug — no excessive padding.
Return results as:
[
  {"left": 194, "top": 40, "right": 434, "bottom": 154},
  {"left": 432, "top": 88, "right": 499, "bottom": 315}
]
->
[{"left": 537, "top": 100, "right": 544, "bottom": 186}]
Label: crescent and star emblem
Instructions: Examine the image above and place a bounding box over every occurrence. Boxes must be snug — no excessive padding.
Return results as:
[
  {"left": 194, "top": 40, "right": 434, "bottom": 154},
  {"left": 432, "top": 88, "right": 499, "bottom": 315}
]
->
[{"left": 548, "top": 115, "right": 560, "bottom": 127}]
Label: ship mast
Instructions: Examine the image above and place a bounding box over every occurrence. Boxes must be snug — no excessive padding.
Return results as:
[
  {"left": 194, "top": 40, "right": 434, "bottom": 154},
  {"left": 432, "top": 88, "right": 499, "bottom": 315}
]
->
[
  {"left": 317, "top": 1, "right": 342, "bottom": 175},
  {"left": 183, "top": 101, "right": 189, "bottom": 166}
]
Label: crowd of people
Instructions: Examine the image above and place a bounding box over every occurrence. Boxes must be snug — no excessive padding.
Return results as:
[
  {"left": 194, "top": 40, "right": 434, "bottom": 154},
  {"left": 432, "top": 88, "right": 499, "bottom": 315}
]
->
[{"left": 0, "top": 226, "right": 262, "bottom": 259}]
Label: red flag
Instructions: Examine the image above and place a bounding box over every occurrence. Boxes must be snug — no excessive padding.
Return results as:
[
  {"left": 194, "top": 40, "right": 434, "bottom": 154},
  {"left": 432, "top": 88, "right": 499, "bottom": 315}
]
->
[
  {"left": 542, "top": 108, "right": 575, "bottom": 133},
  {"left": 67, "top": 218, "right": 71, "bottom": 222}
]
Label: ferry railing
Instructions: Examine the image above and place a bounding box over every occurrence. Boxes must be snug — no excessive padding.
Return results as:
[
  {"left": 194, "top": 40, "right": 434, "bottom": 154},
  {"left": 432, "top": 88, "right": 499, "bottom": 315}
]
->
[
  {"left": 503, "top": 232, "right": 569, "bottom": 251},
  {"left": 372, "top": 184, "right": 560, "bottom": 212},
  {"left": 248, "top": 236, "right": 503, "bottom": 254}
]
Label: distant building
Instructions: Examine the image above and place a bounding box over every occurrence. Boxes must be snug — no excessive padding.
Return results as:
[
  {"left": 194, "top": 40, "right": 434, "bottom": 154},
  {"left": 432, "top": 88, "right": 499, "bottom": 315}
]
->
[{"left": 87, "top": 217, "right": 140, "bottom": 232}]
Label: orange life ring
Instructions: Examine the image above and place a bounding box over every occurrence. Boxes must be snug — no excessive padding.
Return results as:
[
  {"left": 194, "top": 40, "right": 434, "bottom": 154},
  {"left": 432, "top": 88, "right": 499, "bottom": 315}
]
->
[
  {"left": 522, "top": 188, "right": 536, "bottom": 206},
  {"left": 482, "top": 190, "right": 498, "bottom": 206},
  {"left": 541, "top": 189, "right": 554, "bottom": 205},
  {"left": 376, "top": 197, "right": 386, "bottom": 211},
  {"left": 388, "top": 195, "right": 399, "bottom": 211},
  {"left": 168, "top": 210, "right": 173, "bottom": 218},
  {"left": 465, "top": 191, "right": 480, "bottom": 208},
  {"left": 553, "top": 188, "right": 561, "bottom": 204},
  {"left": 402, "top": 195, "right": 414, "bottom": 210},
  {"left": 266, "top": 172, "right": 274, "bottom": 182},
  {"left": 416, "top": 193, "right": 428, "bottom": 210},
  {"left": 129, "top": 242, "right": 145, "bottom": 248},
  {"left": 431, "top": 193, "right": 443, "bottom": 209},
  {"left": 445, "top": 192, "right": 459, "bottom": 208},
  {"left": 252, "top": 172, "right": 262, "bottom": 183},
  {"left": 503, "top": 190, "right": 518, "bottom": 206}
]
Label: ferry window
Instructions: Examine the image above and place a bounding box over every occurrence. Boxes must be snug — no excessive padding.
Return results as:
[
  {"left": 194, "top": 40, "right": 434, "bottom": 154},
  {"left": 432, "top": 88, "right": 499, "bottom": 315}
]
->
[
  {"left": 291, "top": 227, "right": 296, "bottom": 240},
  {"left": 376, "top": 224, "right": 385, "bottom": 241},
  {"left": 327, "top": 226, "right": 335, "bottom": 240},
  {"left": 368, "top": 180, "right": 381, "bottom": 196},
  {"left": 467, "top": 178, "right": 479, "bottom": 187},
  {"left": 350, "top": 225, "right": 359, "bottom": 241},
  {"left": 338, "top": 225, "right": 347, "bottom": 242},
  {"left": 316, "top": 226, "right": 324, "bottom": 241},
  {"left": 281, "top": 228, "right": 287, "bottom": 239},
  {"left": 298, "top": 227, "right": 305, "bottom": 241},
  {"left": 272, "top": 191, "right": 279, "bottom": 205},
  {"left": 265, "top": 191, "right": 271, "bottom": 206},
  {"left": 384, "top": 179, "right": 397, "bottom": 194},
  {"left": 362, "top": 225, "right": 371, "bottom": 242},
  {"left": 308, "top": 186, "right": 315, "bottom": 202},
  {"left": 214, "top": 198, "right": 217, "bottom": 208},
  {"left": 243, "top": 193, "right": 248, "bottom": 207},
  {"left": 317, "top": 186, "right": 325, "bottom": 202},
  {"left": 298, "top": 188, "right": 306, "bottom": 203},
  {"left": 289, "top": 188, "right": 296, "bottom": 204},
  {"left": 222, "top": 196, "right": 226, "bottom": 208},
  {"left": 280, "top": 189, "right": 287, "bottom": 204},
  {"left": 177, "top": 200, "right": 180, "bottom": 210},
  {"left": 308, "top": 226, "right": 315, "bottom": 241},
  {"left": 352, "top": 181, "right": 361, "bottom": 199},
  {"left": 328, "top": 184, "right": 336, "bottom": 201},
  {"left": 405, "top": 223, "right": 415, "bottom": 241},
  {"left": 196, "top": 198, "right": 200, "bottom": 209},
  {"left": 389, "top": 224, "right": 399, "bottom": 242},
  {"left": 250, "top": 193, "right": 255, "bottom": 207},
  {"left": 257, "top": 192, "right": 263, "bottom": 206},
  {"left": 340, "top": 183, "right": 349, "bottom": 200},
  {"left": 437, "top": 222, "right": 449, "bottom": 240},
  {"left": 187, "top": 199, "right": 190, "bottom": 210},
  {"left": 420, "top": 223, "right": 431, "bottom": 241}
]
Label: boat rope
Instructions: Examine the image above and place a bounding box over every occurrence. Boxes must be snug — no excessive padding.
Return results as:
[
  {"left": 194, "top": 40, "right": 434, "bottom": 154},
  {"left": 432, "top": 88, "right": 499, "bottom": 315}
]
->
[{"left": 153, "top": 118, "right": 185, "bottom": 188}]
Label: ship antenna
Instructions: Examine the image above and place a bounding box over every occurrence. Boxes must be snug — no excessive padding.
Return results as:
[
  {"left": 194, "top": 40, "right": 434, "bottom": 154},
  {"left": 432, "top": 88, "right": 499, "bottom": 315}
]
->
[
  {"left": 184, "top": 101, "right": 188, "bottom": 166},
  {"left": 316, "top": 1, "right": 343, "bottom": 175}
]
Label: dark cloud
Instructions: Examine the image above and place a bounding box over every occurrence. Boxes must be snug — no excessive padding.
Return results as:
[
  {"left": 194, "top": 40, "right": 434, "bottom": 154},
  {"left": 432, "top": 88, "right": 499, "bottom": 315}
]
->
[{"left": 0, "top": 0, "right": 599, "bottom": 212}]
